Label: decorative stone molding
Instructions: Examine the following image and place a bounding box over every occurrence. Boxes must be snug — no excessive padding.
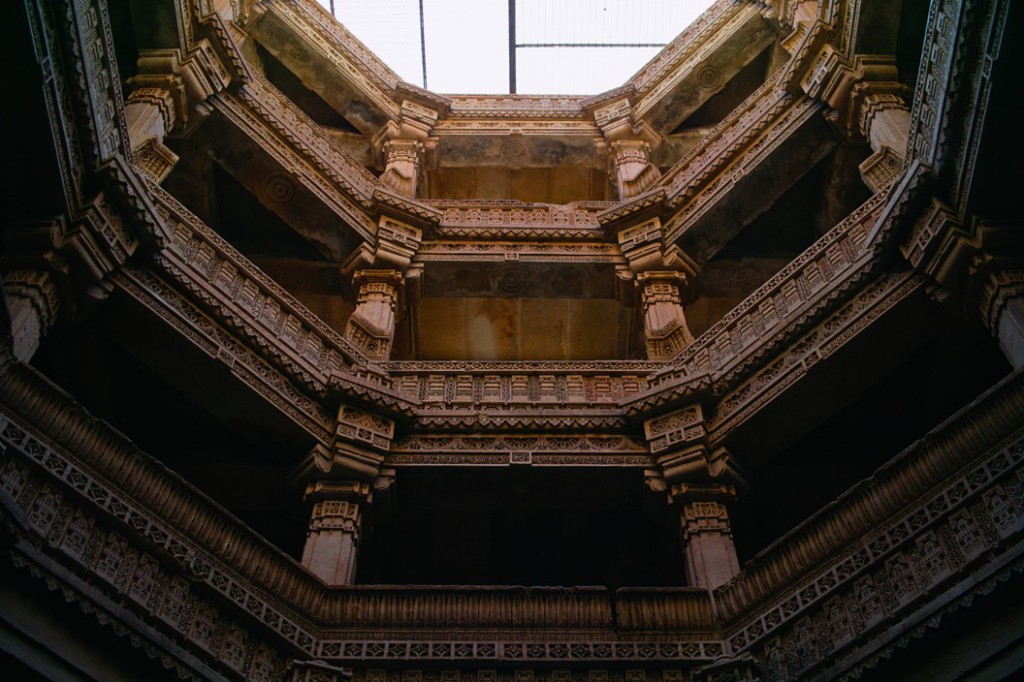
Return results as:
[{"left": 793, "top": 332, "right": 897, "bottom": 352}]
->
[
  {"left": 2, "top": 271, "right": 60, "bottom": 363},
  {"left": 610, "top": 141, "right": 662, "bottom": 200},
  {"left": 379, "top": 139, "right": 425, "bottom": 197}
]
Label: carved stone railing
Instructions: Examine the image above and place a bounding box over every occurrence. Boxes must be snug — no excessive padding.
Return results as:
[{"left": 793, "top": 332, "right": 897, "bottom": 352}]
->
[
  {"left": 717, "top": 370, "right": 1024, "bottom": 680},
  {"left": 660, "top": 84, "right": 825, "bottom": 247},
  {"left": 386, "top": 362, "right": 658, "bottom": 409},
  {"left": 387, "top": 433, "right": 651, "bottom": 467},
  {"left": 3, "top": 347, "right": 1021, "bottom": 672},
  {"left": 147, "top": 181, "right": 372, "bottom": 385},
  {"left": 426, "top": 200, "right": 611, "bottom": 240},
  {"left": 324, "top": 585, "right": 612, "bottom": 629},
  {"left": 631, "top": 191, "right": 884, "bottom": 412},
  {"left": 706, "top": 270, "right": 925, "bottom": 443},
  {"left": 446, "top": 95, "right": 587, "bottom": 119},
  {"left": 659, "top": 75, "right": 781, "bottom": 200},
  {"left": 415, "top": 241, "right": 624, "bottom": 264},
  {"left": 212, "top": 72, "right": 378, "bottom": 241},
  {"left": 113, "top": 266, "right": 336, "bottom": 442},
  {"left": 616, "top": 588, "right": 717, "bottom": 631}
]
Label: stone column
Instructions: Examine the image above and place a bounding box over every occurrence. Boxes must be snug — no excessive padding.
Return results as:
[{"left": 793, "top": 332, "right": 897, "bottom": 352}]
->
[
  {"left": 379, "top": 139, "right": 425, "bottom": 197},
  {"left": 124, "top": 88, "right": 180, "bottom": 182},
  {"left": 300, "top": 481, "right": 369, "bottom": 585},
  {"left": 853, "top": 88, "right": 911, "bottom": 192},
  {"left": 637, "top": 271, "right": 694, "bottom": 359},
  {"left": 3, "top": 271, "right": 60, "bottom": 363},
  {"left": 673, "top": 486, "right": 740, "bottom": 589},
  {"left": 343, "top": 269, "right": 403, "bottom": 360},
  {"left": 610, "top": 140, "right": 661, "bottom": 200},
  {"left": 981, "top": 270, "right": 1024, "bottom": 369}
]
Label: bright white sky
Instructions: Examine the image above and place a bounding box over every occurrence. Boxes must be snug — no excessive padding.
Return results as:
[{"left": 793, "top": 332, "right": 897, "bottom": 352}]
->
[{"left": 315, "top": 0, "right": 714, "bottom": 94}]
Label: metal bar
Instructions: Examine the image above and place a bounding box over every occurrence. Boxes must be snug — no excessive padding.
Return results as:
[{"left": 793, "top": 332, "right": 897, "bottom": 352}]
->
[
  {"left": 516, "top": 43, "right": 668, "bottom": 48},
  {"left": 418, "top": 0, "right": 428, "bottom": 89},
  {"left": 508, "top": 0, "right": 517, "bottom": 93}
]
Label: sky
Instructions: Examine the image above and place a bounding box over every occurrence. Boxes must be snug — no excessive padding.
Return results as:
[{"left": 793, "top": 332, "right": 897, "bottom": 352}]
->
[{"left": 315, "top": 0, "right": 714, "bottom": 94}]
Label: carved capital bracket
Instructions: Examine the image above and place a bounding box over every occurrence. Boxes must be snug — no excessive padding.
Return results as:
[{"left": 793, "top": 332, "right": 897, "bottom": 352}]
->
[
  {"left": 978, "top": 268, "right": 1024, "bottom": 369},
  {"left": 2, "top": 271, "right": 61, "bottom": 363},
  {"left": 593, "top": 98, "right": 662, "bottom": 200},
  {"left": 290, "top": 403, "right": 395, "bottom": 484},
  {"left": 124, "top": 88, "right": 180, "bottom": 182},
  {"left": 616, "top": 218, "right": 696, "bottom": 274},
  {"left": 616, "top": 219, "right": 698, "bottom": 358},
  {"left": 372, "top": 100, "right": 440, "bottom": 197},
  {"left": 343, "top": 269, "right": 405, "bottom": 361}
]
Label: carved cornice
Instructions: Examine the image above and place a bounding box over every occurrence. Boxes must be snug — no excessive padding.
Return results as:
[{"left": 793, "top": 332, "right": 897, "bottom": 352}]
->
[
  {"left": 631, "top": 1, "right": 770, "bottom": 118},
  {"left": 382, "top": 360, "right": 664, "bottom": 374},
  {"left": 446, "top": 95, "right": 588, "bottom": 120},
  {"left": 657, "top": 76, "right": 795, "bottom": 217}
]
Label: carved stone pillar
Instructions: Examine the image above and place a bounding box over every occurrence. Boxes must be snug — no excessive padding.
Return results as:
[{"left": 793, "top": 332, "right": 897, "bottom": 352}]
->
[
  {"left": 981, "top": 270, "right": 1024, "bottom": 369},
  {"left": 855, "top": 92, "right": 910, "bottom": 192},
  {"left": 128, "top": 44, "right": 231, "bottom": 182},
  {"left": 610, "top": 140, "right": 661, "bottom": 200},
  {"left": 301, "top": 481, "right": 369, "bottom": 585},
  {"left": 2, "top": 271, "right": 60, "bottom": 363},
  {"left": 343, "top": 269, "right": 403, "bottom": 360},
  {"left": 674, "top": 485, "right": 741, "bottom": 590},
  {"left": 644, "top": 405, "right": 747, "bottom": 589},
  {"left": 124, "top": 88, "right": 179, "bottom": 181},
  {"left": 637, "top": 271, "right": 694, "bottom": 360},
  {"left": 374, "top": 100, "right": 438, "bottom": 197},
  {"left": 379, "top": 139, "right": 425, "bottom": 197}
]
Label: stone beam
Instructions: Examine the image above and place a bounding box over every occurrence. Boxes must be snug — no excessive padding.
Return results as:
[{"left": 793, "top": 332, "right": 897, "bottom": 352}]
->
[
  {"left": 245, "top": 0, "right": 400, "bottom": 136},
  {"left": 631, "top": 2, "right": 778, "bottom": 135},
  {"left": 196, "top": 72, "right": 380, "bottom": 258},
  {"left": 664, "top": 93, "right": 836, "bottom": 263}
]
